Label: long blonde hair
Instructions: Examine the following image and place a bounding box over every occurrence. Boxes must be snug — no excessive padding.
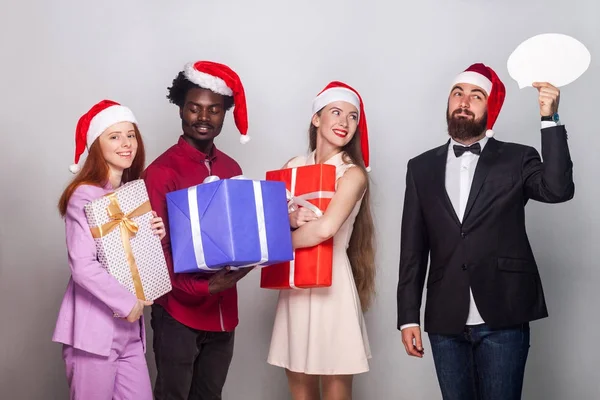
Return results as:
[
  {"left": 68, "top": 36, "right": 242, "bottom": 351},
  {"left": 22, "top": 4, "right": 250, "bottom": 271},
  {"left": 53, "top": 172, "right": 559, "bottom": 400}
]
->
[{"left": 309, "top": 118, "right": 376, "bottom": 311}]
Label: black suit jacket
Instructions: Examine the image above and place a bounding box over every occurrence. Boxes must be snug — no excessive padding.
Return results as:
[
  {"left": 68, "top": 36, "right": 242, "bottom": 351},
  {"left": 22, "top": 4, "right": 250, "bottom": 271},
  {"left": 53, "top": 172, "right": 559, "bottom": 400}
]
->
[{"left": 397, "top": 126, "right": 574, "bottom": 334}]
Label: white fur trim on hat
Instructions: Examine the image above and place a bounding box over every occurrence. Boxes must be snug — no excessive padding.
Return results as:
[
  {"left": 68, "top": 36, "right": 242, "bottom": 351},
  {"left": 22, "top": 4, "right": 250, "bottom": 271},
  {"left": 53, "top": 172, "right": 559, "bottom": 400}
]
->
[
  {"left": 312, "top": 87, "right": 361, "bottom": 117},
  {"left": 485, "top": 129, "right": 494, "bottom": 137},
  {"left": 184, "top": 63, "right": 234, "bottom": 96},
  {"left": 86, "top": 105, "right": 137, "bottom": 147},
  {"left": 451, "top": 71, "right": 493, "bottom": 96}
]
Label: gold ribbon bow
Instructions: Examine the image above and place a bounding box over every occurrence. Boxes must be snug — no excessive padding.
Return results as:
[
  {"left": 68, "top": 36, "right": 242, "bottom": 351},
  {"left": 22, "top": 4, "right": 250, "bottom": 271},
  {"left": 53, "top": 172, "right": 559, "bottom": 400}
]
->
[{"left": 90, "top": 193, "right": 152, "bottom": 300}]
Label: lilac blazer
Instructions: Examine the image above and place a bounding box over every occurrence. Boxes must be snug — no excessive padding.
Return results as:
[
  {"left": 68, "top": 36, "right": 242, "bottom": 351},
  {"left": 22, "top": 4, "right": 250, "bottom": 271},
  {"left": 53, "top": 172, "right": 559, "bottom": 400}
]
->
[{"left": 52, "top": 184, "right": 144, "bottom": 357}]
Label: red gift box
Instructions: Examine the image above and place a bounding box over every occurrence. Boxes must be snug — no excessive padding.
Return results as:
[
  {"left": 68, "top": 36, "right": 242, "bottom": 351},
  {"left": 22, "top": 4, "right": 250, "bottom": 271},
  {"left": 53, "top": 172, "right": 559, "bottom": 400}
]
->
[{"left": 260, "top": 164, "right": 336, "bottom": 289}]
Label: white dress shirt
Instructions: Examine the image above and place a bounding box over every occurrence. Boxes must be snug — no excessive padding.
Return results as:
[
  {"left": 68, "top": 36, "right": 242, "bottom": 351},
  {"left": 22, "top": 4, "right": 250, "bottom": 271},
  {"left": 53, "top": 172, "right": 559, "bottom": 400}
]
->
[{"left": 446, "top": 135, "right": 488, "bottom": 325}]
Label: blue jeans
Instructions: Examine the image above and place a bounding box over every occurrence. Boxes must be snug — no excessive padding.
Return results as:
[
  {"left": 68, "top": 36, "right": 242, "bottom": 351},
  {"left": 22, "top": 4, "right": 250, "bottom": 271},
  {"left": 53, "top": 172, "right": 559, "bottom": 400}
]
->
[{"left": 428, "top": 323, "right": 530, "bottom": 400}]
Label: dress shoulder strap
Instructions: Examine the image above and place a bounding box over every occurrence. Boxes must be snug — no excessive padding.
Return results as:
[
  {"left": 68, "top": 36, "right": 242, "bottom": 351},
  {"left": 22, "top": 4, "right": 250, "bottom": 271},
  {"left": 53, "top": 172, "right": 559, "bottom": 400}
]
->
[{"left": 286, "top": 154, "right": 309, "bottom": 168}]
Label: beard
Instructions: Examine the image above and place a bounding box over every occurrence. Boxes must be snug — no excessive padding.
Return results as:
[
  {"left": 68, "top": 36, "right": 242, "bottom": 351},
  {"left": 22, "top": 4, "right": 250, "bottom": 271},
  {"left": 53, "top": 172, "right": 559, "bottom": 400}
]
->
[{"left": 446, "top": 107, "right": 487, "bottom": 142}]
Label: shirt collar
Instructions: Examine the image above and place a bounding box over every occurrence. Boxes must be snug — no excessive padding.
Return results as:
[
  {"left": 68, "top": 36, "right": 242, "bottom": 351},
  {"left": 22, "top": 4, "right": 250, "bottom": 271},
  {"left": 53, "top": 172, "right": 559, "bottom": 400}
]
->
[
  {"left": 448, "top": 135, "right": 489, "bottom": 158},
  {"left": 177, "top": 135, "right": 218, "bottom": 163}
]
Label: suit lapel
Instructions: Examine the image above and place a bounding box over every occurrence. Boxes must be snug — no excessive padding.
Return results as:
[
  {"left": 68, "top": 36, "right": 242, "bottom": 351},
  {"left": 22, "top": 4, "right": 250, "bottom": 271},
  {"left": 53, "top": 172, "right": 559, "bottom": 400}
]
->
[
  {"left": 462, "top": 138, "right": 501, "bottom": 222},
  {"left": 432, "top": 141, "right": 461, "bottom": 227}
]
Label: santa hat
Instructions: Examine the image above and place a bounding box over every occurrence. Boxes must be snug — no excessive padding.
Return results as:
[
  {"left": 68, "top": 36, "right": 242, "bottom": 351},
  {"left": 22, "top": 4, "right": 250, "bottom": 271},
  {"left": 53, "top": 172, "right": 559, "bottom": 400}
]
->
[
  {"left": 183, "top": 61, "right": 249, "bottom": 144},
  {"left": 69, "top": 100, "right": 137, "bottom": 173},
  {"left": 451, "top": 63, "right": 506, "bottom": 138},
  {"left": 312, "top": 81, "right": 371, "bottom": 171}
]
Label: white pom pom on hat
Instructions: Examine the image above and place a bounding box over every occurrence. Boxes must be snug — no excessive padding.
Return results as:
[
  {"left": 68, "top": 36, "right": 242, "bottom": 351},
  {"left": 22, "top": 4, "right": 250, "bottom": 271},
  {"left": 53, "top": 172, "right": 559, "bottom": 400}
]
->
[
  {"left": 69, "top": 164, "right": 81, "bottom": 174},
  {"left": 239, "top": 134, "right": 251, "bottom": 144}
]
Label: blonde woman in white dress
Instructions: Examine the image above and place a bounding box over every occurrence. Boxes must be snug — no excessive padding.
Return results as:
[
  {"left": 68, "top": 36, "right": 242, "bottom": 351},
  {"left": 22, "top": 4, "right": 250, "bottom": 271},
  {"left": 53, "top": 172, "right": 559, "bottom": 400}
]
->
[{"left": 267, "top": 81, "right": 377, "bottom": 400}]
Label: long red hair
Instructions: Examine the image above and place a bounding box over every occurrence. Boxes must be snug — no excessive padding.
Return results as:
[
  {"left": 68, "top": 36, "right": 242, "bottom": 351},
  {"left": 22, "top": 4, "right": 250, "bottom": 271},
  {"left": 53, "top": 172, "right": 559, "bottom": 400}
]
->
[{"left": 58, "top": 125, "right": 146, "bottom": 217}]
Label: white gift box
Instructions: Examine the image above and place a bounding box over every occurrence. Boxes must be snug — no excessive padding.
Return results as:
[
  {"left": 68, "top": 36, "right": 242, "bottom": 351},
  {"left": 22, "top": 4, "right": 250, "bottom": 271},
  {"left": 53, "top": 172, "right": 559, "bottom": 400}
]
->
[{"left": 84, "top": 179, "right": 172, "bottom": 301}]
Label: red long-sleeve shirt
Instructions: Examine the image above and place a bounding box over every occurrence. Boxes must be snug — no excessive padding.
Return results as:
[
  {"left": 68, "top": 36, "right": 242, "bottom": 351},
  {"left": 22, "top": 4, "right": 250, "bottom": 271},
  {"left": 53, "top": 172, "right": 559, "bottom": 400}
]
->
[{"left": 142, "top": 136, "right": 243, "bottom": 331}]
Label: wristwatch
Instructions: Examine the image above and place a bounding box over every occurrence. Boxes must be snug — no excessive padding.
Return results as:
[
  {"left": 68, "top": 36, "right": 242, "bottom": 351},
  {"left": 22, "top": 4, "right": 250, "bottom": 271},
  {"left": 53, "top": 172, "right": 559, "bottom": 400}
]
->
[{"left": 541, "top": 112, "right": 560, "bottom": 123}]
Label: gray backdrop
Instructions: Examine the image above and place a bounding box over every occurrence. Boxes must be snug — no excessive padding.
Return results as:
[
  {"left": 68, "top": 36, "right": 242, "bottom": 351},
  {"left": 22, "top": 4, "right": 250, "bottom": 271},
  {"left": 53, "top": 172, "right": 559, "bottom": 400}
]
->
[{"left": 1, "top": 0, "right": 598, "bottom": 398}]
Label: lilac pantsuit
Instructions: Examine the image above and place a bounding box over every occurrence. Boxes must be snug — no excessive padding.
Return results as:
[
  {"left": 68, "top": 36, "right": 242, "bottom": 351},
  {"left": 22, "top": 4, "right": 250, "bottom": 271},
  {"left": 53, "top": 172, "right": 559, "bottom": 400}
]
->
[{"left": 52, "top": 184, "right": 152, "bottom": 399}]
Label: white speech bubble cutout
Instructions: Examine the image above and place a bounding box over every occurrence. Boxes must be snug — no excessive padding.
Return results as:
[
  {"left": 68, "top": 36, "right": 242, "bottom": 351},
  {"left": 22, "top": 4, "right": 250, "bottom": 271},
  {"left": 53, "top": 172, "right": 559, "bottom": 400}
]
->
[{"left": 507, "top": 33, "right": 591, "bottom": 89}]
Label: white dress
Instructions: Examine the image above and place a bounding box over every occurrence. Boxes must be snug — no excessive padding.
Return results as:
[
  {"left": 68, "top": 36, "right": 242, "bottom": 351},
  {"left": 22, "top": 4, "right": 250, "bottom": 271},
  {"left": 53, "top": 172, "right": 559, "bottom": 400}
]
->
[{"left": 267, "top": 151, "right": 371, "bottom": 375}]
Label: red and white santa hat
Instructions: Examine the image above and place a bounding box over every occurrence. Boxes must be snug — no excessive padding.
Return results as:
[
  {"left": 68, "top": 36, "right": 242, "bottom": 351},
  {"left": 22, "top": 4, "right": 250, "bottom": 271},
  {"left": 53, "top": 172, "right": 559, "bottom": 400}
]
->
[
  {"left": 69, "top": 100, "right": 137, "bottom": 173},
  {"left": 184, "top": 60, "right": 249, "bottom": 144},
  {"left": 451, "top": 63, "right": 506, "bottom": 138},
  {"left": 312, "top": 81, "right": 371, "bottom": 171}
]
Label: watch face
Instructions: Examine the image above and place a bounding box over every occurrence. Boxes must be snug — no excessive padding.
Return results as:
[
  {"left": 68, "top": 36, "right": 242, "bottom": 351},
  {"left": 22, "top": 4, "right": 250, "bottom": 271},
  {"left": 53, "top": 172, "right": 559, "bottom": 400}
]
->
[{"left": 553, "top": 113, "right": 560, "bottom": 122}]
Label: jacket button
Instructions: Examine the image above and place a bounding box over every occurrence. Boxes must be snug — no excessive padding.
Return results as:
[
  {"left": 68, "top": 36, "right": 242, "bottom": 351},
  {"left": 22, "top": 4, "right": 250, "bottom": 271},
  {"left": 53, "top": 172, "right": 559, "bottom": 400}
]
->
[
  {"left": 461, "top": 232, "right": 467, "bottom": 238},
  {"left": 462, "top": 264, "right": 467, "bottom": 271}
]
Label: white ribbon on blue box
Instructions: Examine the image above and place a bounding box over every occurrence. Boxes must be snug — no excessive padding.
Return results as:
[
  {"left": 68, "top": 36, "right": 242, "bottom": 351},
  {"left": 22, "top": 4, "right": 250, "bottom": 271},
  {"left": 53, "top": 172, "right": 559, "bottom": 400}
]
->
[{"left": 166, "top": 175, "right": 294, "bottom": 273}]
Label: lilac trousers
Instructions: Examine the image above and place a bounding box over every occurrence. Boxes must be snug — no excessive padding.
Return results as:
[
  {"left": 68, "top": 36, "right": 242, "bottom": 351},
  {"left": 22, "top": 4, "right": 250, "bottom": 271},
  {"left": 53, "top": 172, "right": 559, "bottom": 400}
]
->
[{"left": 62, "top": 318, "right": 152, "bottom": 400}]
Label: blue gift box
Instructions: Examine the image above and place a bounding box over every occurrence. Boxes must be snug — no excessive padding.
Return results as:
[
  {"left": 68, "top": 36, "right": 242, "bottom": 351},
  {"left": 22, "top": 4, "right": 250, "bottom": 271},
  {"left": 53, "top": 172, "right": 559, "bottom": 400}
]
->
[{"left": 166, "top": 177, "right": 293, "bottom": 273}]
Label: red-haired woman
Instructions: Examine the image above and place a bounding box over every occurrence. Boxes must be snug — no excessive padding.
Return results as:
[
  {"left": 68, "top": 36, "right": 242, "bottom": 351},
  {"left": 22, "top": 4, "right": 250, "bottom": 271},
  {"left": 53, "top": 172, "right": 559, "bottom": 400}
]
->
[{"left": 52, "top": 100, "right": 164, "bottom": 400}]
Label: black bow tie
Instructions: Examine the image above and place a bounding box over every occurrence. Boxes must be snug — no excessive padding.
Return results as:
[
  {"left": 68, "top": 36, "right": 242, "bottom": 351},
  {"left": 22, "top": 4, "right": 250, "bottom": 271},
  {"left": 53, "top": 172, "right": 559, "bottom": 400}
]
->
[{"left": 453, "top": 142, "right": 481, "bottom": 157}]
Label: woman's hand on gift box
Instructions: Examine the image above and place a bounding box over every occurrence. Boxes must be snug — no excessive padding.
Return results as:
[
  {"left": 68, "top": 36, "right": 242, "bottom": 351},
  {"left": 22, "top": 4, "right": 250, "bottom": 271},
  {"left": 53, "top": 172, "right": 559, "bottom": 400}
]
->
[
  {"left": 126, "top": 299, "right": 153, "bottom": 323},
  {"left": 289, "top": 207, "right": 319, "bottom": 229},
  {"left": 208, "top": 266, "right": 255, "bottom": 294},
  {"left": 150, "top": 211, "right": 166, "bottom": 240}
]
